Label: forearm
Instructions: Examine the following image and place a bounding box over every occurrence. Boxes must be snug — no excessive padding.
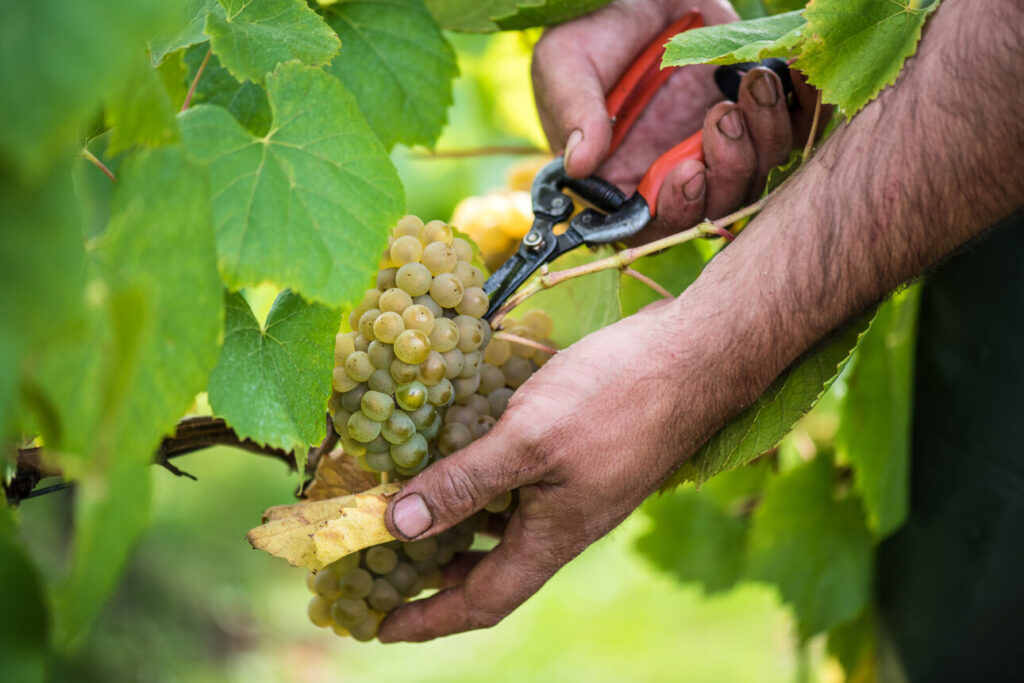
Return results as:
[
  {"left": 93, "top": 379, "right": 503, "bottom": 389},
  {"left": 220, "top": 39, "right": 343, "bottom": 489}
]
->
[{"left": 670, "top": 0, "right": 1024, "bottom": 421}]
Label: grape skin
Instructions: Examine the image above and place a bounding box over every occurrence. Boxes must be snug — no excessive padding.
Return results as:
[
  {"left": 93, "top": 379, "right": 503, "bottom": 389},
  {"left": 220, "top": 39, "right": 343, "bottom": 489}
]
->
[
  {"left": 394, "top": 329, "right": 431, "bottom": 364},
  {"left": 396, "top": 263, "right": 432, "bottom": 296},
  {"left": 367, "top": 340, "right": 395, "bottom": 369},
  {"left": 402, "top": 304, "right": 435, "bottom": 335},
  {"left": 378, "top": 287, "right": 413, "bottom": 313},
  {"left": 347, "top": 411, "right": 382, "bottom": 443},
  {"left": 429, "top": 318, "right": 459, "bottom": 353},
  {"left": 390, "top": 235, "right": 424, "bottom": 265},
  {"left": 455, "top": 287, "right": 489, "bottom": 318},
  {"left": 421, "top": 241, "right": 457, "bottom": 275},
  {"left": 381, "top": 410, "right": 415, "bottom": 444},
  {"left": 360, "top": 390, "right": 395, "bottom": 422},
  {"left": 368, "top": 368, "right": 397, "bottom": 395},
  {"left": 344, "top": 351, "right": 374, "bottom": 383},
  {"left": 395, "top": 381, "right": 428, "bottom": 411},
  {"left": 429, "top": 272, "right": 464, "bottom": 308},
  {"left": 390, "top": 433, "right": 428, "bottom": 468},
  {"left": 372, "top": 311, "right": 405, "bottom": 344}
]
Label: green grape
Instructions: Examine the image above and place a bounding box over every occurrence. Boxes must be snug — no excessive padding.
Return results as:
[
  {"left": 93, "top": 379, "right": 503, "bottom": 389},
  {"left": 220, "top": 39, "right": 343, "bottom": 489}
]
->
[
  {"left": 421, "top": 565, "right": 444, "bottom": 589},
  {"left": 330, "top": 597, "right": 369, "bottom": 628},
  {"left": 442, "top": 348, "right": 464, "bottom": 378},
  {"left": 347, "top": 411, "right": 382, "bottom": 443},
  {"left": 377, "top": 267, "right": 398, "bottom": 291},
  {"left": 395, "top": 381, "right": 428, "bottom": 411},
  {"left": 423, "top": 219, "right": 454, "bottom": 245},
  {"left": 390, "top": 433, "right": 428, "bottom": 469},
  {"left": 313, "top": 570, "right": 341, "bottom": 597},
  {"left": 418, "top": 411, "right": 442, "bottom": 441},
  {"left": 488, "top": 387, "right": 514, "bottom": 418},
  {"left": 532, "top": 340, "right": 556, "bottom": 366},
  {"left": 459, "top": 393, "right": 490, "bottom": 416},
  {"left": 394, "top": 214, "right": 424, "bottom": 240},
  {"left": 434, "top": 544, "right": 455, "bottom": 566},
  {"left": 331, "top": 408, "right": 351, "bottom": 436},
  {"left": 502, "top": 356, "right": 533, "bottom": 388},
  {"left": 403, "top": 537, "right": 438, "bottom": 562},
  {"left": 460, "top": 350, "right": 483, "bottom": 378},
  {"left": 335, "top": 333, "right": 356, "bottom": 364},
  {"left": 358, "top": 308, "right": 380, "bottom": 341},
  {"left": 372, "top": 311, "right": 405, "bottom": 344},
  {"left": 340, "top": 384, "right": 368, "bottom": 413},
  {"left": 381, "top": 411, "right": 416, "bottom": 444},
  {"left": 308, "top": 596, "right": 333, "bottom": 627},
  {"left": 470, "top": 414, "right": 497, "bottom": 440},
  {"left": 326, "top": 552, "right": 361, "bottom": 575},
  {"left": 386, "top": 563, "right": 418, "bottom": 596},
  {"left": 378, "top": 287, "right": 413, "bottom": 314},
  {"left": 353, "top": 334, "right": 370, "bottom": 352},
  {"left": 338, "top": 568, "right": 374, "bottom": 599},
  {"left": 484, "top": 490, "right": 513, "bottom": 513},
  {"left": 361, "top": 390, "right": 394, "bottom": 422},
  {"left": 396, "top": 263, "right": 432, "bottom": 296},
  {"left": 429, "top": 318, "right": 459, "bottom": 353},
  {"left": 411, "top": 558, "right": 437, "bottom": 575},
  {"left": 417, "top": 351, "right": 447, "bottom": 386},
  {"left": 365, "top": 546, "right": 398, "bottom": 575},
  {"left": 521, "top": 309, "right": 554, "bottom": 339},
  {"left": 438, "top": 423, "right": 472, "bottom": 456},
  {"left": 367, "top": 578, "right": 401, "bottom": 613},
  {"left": 412, "top": 294, "right": 443, "bottom": 318},
  {"left": 427, "top": 378, "right": 454, "bottom": 406},
  {"left": 452, "top": 237, "right": 474, "bottom": 262},
  {"left": 307, "top": 570, "right": 318, "bottom": 593},
  {"left": 349, "top": 290, "right": 381, "bottom": 328},
  {"left": 452, "top": 374, "right": 481, "bottom": 402},
  {"left": 507, "top": 325, "right": 535, "bottom": 357},
  {"left": 368, "top": 368, "right": 397, "bottom": 395},
  {"left": 443, "top": 404, "right": 476, "bottom": 427},
  {"left": 453, "top": 532, "right": 474, "bottom": 553},
  {"left": 390, "top": 235, "right": 424, "bottom": 265},
  {"left": 394, "top": 329, "right": 430, "bottom": 364},
  {"left": 393, "top": 459, "right": 427, "bottom": 478},
  {"left": 390, "top": 358, "right": 420, "bottom": 384},
  {"left": 483, "top": 339, "right": 511, "bottom": 366},
  {"left": 328, "top": 391, "right": 345, "bottom": 418},
  {"left": 429, "top": 272, "right": 464, "bottom": 308},
  {"left": 349, "top": 613, "right": 382, "bottom": 642},
  {"left": 352, "top": 455, "right": 374, "bottom": 473},
  {"left": 478, "top": 363, "right": 506, "bottom": 395},
  {"left": 364, "top": 433, "right": 391, "bottom": 452},
  {"left": 340, "top": 434, "right": 367, "bottom": 458},
  {"left": 367, "top": 340, "right": 395, "bottom": 369},
  {"left": 401, "top": 304, "right": 435, "bottom": 335},
  {"left": 455, "top": 287, "right": 488, "bottom": 318},
  {"left": 421, "top": 241, "right": 457, "bottom": 275},
  {"left": 332, "top": 366, "right": 358, "bottom": 392},
  {"left": 330, "top": 623, "right": 351, "bottom": 637},
  {"left": 407, "top": 404, "right": 437, "bottom": 430},
  {"left": 344, "top": 351, "right": 374, "bottom": 382},
  {"left": 365, "top": 449, "right": 394, "bottom": 473},
  {"left": 452, "top": 261, "right": 485, "bottom": 289},
  {"left": 454, "top": 315, "right": 485, "bottom": 352}
]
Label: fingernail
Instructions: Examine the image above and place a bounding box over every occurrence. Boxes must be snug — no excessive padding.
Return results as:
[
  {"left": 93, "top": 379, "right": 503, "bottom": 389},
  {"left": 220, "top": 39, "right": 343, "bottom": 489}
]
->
[
  {"left": 750, "top": 72, "right": 778, "bottom": 107},
  {"left": 682, "top": 170, "right": 705, "bottom": 201},
  {"left": 717, "top": 109, "right": 744, "bottom": 140},
  {"left": 563, "top": 129, "right": 583, "bottom": 168},
  {"left": 393, "top": 494, "right": 432, "bottom": 538}
]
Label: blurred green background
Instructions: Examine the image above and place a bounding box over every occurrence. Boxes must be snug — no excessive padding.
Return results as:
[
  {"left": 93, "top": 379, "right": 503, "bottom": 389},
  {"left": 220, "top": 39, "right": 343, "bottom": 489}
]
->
[{"left": 15, "top": 30, "right": 836, "bottom": 683}]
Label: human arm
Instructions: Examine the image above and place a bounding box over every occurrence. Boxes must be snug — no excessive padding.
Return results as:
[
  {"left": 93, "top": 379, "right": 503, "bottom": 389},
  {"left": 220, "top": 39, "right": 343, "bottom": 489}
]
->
[{"left": 379, "top": 0, "right": 1024, "bottom": 642}]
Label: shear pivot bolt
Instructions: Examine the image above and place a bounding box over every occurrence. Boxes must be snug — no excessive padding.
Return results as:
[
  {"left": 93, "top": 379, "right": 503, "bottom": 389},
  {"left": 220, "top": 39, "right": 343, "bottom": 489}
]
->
[{"left": 523, "top": 231, "right": 543, "bottom": 250}]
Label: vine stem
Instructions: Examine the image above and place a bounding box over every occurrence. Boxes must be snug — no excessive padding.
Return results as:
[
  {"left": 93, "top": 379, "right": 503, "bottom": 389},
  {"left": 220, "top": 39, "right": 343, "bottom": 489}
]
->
[
  {"left": 492, "top": 332, "right": 559, "bottom": 355},
  {"left": 182, "top": 48, "right": 212, "bottom": 112},
  {"left": 803, "top": 91, "right": 823, "bottom": 161},
  {"left": 622, "top": 268, "right": 673, "bottom": 299},
  {"left": 80, "top": 148, "right": 116, "bottom": 182}
]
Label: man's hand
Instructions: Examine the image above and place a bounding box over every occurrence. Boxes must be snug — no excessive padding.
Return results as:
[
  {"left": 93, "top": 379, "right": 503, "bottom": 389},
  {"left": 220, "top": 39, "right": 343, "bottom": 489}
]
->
[{"left": 532, "top": 0, "right": 820, "bottom": 240}]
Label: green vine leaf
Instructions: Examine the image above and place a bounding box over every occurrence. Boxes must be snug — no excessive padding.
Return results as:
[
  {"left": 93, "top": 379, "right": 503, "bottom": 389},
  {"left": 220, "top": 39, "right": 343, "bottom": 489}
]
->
[
  {"left": 179, "top": 61, "right": 405, "bottom": 306},
  {"left": 667, "top": 316, "right": 869, "bottom": 488},
  {"left": 322, "top": 0, "right": 457, "bottom": 150},
  {"left": 493, "top": 0, "right": 615, "bottom": 30},
  {"left": 837, "top": 288, "right": 920, "bottom": 538},
  {"left": 746, "top": 455, "right": 873, "bottom": 639},
  {"left": 0, "top": 508, "right": 49, "bottom": 681},
  {"left": 796, "top": 0, "right": 941, "bottom": 117},
  {"left": 148, "top": 0, "right": 219, "bottom": 66},
  {"left": 205, "top": 0, "right": 341, "bottom": 84},
  {"left": 662, "top": 10, "right": 807, "bottom": 68},
  {"left": 208, "top": 290, "right": 340, "bottom": 462},
  {"left": 183, "top": 44, "right": 272, "bottom": 137},
  {"left": 104, "top": 55, "right": 181, "bottom": 155},
  {"left": 618, "top": 242, "right": 705, "bottom": 318},
  {"left": 425, "top": 0, "right": 613, "bottom": 32}
]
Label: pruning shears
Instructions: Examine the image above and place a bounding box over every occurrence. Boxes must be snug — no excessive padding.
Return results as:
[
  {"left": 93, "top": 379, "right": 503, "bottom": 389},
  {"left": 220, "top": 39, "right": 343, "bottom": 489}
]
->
[{"left": 483, "top": 9, "right": 793, "bottom": 319}]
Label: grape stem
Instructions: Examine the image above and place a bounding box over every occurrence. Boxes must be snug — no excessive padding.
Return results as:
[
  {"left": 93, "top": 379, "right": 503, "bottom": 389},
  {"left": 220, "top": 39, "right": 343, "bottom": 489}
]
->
[
  {"left": 622, "top": 268, "right": 673, "bottom": 299},
  {"left": 803, "top": 91, "right": 824, "bottom": 161},
  {"left": 492, "top": 332, "right": 559, "bottom": 355},
  {"left": 80, "top": 148, "right": 117, "bottom": 182},
  {"left": 182, "top": 47, "right": 212, "bottom": 112}
]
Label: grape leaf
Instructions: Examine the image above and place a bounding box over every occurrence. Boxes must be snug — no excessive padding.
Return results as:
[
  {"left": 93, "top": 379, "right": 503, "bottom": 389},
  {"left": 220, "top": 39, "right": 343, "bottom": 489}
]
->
[
  {"left": 668, "top": 316, "right": 868, "bottom": 487},
  {"left": 494, "top": 0, "right": 615, "bottom": 30},
  {"left": 0, "top": 510, "right": 49, "bottom": 682},
  {"left": 205, "top": 0, "right": 340, "bottom": 84},
  {"left": 731, "top": 0, "right": 768, "bottom": 20},
  {"left": 33, "top": 148, "right": 222, "bottom": 475},
  {"left": 322, "top": 0, "right": 457, "bottom": 150},
  {"left": 796, "top": 0, "right": 941, "bottom": 116},
  {"left": 618, "top": 242, "right": 705, "bottom": 318},
  {"left": 425, "top": 0, "right": 612, "bottom": 32},
  {"left": 513, "top": 247, "right": 621, "bottom": 347},
  {"left": 746, "top": 455, "right": 873, "bottom": 638},
  {"left": 764, "top": 0, "right": 807, "bottom": 13},
  {"left": 183, "top": 44, "right": 273, "bottom": 136},
  {"left": 104, "top": 56, "right": 180, "bottom": 156},
  {"left": 179, "top": 62, "right": 404, "bottom": 306},
  {"left": 0, "top": 0, "right": 173, "bottom": 179},
  {"left": 827, "top": 607, "right": 877, "bottom": 681},
  {"left": 837, "top": 287, "right": 920, "bottom": 538},
  {"left": 148, "top": 0, "right": 219, "bottom": 66},
  {"left": 208, "top": 290, "right": 340, "bottom": 462},
  {"left": 247, "top": 483, "right": 401, "bottom": 569},
  {"left": 305, "top": 450, "right": 381, "bottom": 501},
  {"left": 55, "top": 459, "right": 152, "bottom": 649},
  {"left": 662, "top": 10, "right": 807, "bottom": 68}
]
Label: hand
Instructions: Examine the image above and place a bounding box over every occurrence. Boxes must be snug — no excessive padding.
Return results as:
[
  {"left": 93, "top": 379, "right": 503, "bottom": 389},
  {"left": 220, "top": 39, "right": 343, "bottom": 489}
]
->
[
  {"left": 379, "top": 298, "right": 748, "bottom": 642},
  {"left": 532, "top": 0, "right": 822, "bottom": 241}
]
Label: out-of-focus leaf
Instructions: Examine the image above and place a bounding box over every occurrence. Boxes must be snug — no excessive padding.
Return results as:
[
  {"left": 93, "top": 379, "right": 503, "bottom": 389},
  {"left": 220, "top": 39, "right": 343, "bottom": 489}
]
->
[
  {"left": 148, "top": 0, "right": 219, "bottom": 66},
  {"left": 731, "top": 0, "right": 767, "bottom": 20},
  {"left": 764, "top": 0, "right": 807, "bottom": 13},
  {"left": 425, "top": 0, "right": 612, "bottom": 32},
  {"left": 247, "top": 483, "right": 401, "bottom": 569},
  {"left": 494, "top": 0, "right": 615, "bottom": 30},
  {"left": 104, "top": 55, "right": 180, "bottom": 155},
  {"left": 663, "top": 11, "right": 807, "bottom": 68},
  {"left": 0, "top": 507, "right": 49, "bottom": 683},
  {"left": 305, "top": 450, "right": 381, "bottom": 501},
  {"left": 746, "top": 456, "right": 873, "bottom": 639},
  {"left": 619, "top": 242, "right": 705, "bottom": 318},
  {"left": 827, "top": 607, "right": 877, "bottom": 681},
  {"left": 837, "top": 288, "right": 920, "bottom": 538}
]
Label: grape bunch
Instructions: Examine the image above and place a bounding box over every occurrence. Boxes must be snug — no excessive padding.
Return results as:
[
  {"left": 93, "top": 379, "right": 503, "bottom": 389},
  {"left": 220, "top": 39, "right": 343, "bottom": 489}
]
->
[{"left": 306, "top": 515, "right": 484, "bottom": 641}]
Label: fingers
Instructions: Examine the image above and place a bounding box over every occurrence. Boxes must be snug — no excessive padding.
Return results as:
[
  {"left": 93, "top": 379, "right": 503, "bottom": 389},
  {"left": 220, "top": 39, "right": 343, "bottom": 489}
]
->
[
  {"left": 702, "top": 101, "right": 756, "bottom": 217},
  {"left": 735, "top": 67, "right": 793, "bottom": 199},
  {"left": 384, "top": 426, "right": 536, "bottom": 542},
  {"left": 631, "top": 158, "right": 708, "bottom": 244}
]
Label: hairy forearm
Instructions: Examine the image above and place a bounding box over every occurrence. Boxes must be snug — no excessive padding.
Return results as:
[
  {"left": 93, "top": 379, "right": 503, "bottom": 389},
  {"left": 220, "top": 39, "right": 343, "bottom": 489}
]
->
[{"left": 668, "top": 0, "right": 1024, "bottom": 424}]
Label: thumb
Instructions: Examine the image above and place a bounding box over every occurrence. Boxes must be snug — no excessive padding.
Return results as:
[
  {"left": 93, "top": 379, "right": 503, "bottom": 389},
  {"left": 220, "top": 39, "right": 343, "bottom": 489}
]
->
[{"left": 384, "top": 428, "right": 532, "bottom": 541}]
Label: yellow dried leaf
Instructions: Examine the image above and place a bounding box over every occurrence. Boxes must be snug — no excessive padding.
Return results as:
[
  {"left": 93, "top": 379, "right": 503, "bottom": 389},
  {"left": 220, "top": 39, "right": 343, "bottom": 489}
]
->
[
  {"left": 304, "top": 448, "right": 380, "bottom": 501},
  {"left": 246, "top": 482, "right": 402, "bottom": 569}
]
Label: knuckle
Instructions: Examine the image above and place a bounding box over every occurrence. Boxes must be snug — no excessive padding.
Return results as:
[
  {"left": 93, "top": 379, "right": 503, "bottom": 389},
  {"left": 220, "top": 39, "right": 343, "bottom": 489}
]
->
[
  {"left": 465, "top": 605, "right": 506, "bottom": 630},
  {"left": 432, "top": 463, "right": 485, "bottom": 515}
]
